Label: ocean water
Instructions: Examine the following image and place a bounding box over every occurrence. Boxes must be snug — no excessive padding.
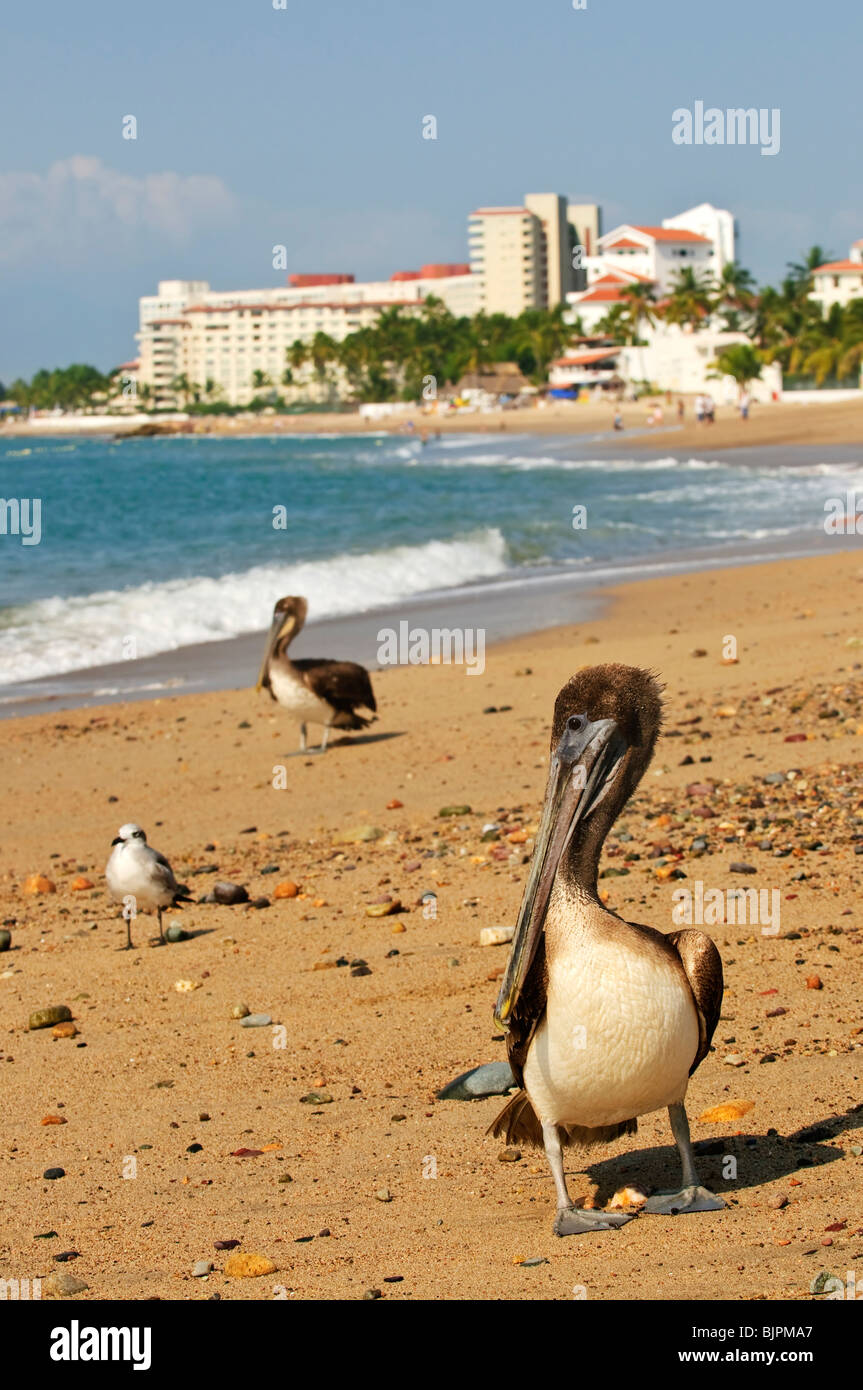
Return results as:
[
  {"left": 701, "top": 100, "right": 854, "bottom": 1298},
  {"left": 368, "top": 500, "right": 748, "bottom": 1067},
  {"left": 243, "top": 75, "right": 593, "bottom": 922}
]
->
[{"left": 0, "top": 431, "right": 861, "bottom": 690}]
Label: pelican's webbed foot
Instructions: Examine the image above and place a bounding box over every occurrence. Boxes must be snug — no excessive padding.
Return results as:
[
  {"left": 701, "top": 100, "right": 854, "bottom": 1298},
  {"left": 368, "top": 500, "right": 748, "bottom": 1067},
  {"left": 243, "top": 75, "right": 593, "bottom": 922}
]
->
[
  {"left": 644, "top": 1185, "right": 725, "bottom": 1215},
  {"left": 554, "top": 1206, "right": 636, "bottom": 1237}
]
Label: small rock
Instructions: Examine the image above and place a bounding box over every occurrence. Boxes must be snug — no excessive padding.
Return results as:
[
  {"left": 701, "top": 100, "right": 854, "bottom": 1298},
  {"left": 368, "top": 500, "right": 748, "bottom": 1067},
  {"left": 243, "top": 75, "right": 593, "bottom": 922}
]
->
[
  {"left": 29, "top": 1005, "right": 73, "bottom": 1031},
  {"left": 240, "top": 1013, "right": 272, "bottom": 1028},
  {"left": 192, "top": 1260, "right": 213, "bottom": 1277},
  {"left": 273, "top": 881, "right": 300, "bottom": 899},
  {"left": 69, "top": 876, "right": 94, "bottom": 892},
  {"left": 437, "top": 1061, "right": 517, "bottom": 1100},
  {"left": 23, "top": 874, "right": 56, "bottom": 895},
  {"left": 43, "top": 1271, "right": 89, "bottom": 1298},
  {"left": 806, "top": 975, "right": 823, "bottom": 990},
  {"left": 43, "top": 1168, "right": 66, "bottom": 1180},
  {"left": 300, "top": 1090, "right": 333, "bottom": 1104},
  {"left": 52, "top": 1021, "right": 78, "bottom": 1039},
  {"left": 375, "top": 1188, "right": 392, "bottom": 1202},
  {"left": 224, "top": 1251, "right": 277, "bottom": 1278},
  {"left": 729, "top": 862, "right": 757, "bottom": 875},
  {"left": 202, "top": 881, "right": 248, "bottom": 905},
  {"left": 723, "top": 1054, "right": 746, "bottom": 1067},
  {"left": 165, "top": 925, "right": 188, "bottom": 943},
  {"left": 334, "top": 825, "right": 384, "bottom": 844},
  {"left": 498, "top": 1148, "right": 522, "bottom": 1163},
  {"left": 768, "top": 1193, "right": 789, "bottom": 1210},
  {"left": 480, "top": 926, "right": 515, "bottom": 947},
  {"left": 438, "top": 804, "right": 472, "bottom": 818},
  {"left": 365, "top": 899, "right": 401, "bottom": 917},
  {"left": 230, "top": 1003, "right": 251, "bottom": 1019},
  {"left": 0, "top": 929, "right": 11, "bottom": 952}
]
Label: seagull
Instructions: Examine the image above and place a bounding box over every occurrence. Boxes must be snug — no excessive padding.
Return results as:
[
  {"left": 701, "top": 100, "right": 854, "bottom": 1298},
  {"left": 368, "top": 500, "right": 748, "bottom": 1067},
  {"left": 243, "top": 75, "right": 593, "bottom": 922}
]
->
[
  {"left": 105, "top": 823, "right": 192, "bottom": 948},
  {"left": 490, "top": 664, "right": 725, "bottom": 1235},
  {"left": 255, "top": 595, "right": 377, "bottom": 753}
]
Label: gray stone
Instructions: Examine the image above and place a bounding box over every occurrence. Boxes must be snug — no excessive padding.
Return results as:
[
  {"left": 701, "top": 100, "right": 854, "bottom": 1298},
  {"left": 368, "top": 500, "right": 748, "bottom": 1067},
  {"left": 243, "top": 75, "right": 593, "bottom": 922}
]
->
[
  {"left": 239, "top": 1013, "right": 272, "bottom": 1028},
  {"left": 192, "top": 1260, "right": 214, "bottom": 1277},
  {"left": 436, "top": 1061, "right": 517, "bottom": 1101}
]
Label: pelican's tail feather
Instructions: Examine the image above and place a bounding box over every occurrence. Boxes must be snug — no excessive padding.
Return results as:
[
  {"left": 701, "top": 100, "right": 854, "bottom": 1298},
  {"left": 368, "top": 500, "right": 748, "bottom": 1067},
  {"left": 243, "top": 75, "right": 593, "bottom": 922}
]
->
[{"left": 488, "top": 1091, "right": 637, "bottom": 1150}]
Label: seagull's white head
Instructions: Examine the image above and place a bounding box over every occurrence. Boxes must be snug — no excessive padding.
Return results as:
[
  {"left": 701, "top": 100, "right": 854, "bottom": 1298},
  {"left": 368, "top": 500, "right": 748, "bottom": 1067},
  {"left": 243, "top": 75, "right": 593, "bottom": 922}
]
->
[{"left": 112, "top": 823, "right": 147, "bottom": 847}]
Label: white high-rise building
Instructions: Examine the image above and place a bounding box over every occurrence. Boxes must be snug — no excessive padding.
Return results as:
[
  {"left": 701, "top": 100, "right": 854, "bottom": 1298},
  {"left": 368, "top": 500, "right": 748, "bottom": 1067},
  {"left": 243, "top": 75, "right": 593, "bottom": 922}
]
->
[{"left": 136, "top": 265, "right": 480, "bottom": 407}]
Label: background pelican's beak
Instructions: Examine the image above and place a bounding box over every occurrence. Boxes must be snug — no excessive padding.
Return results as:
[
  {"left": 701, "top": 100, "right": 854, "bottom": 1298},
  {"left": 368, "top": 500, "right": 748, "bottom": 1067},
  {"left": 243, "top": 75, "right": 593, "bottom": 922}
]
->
[
  {"left": 255, "top": 611, "right": 288, "bottom": 693},
  {"left": 494, "top": 715, "right": 624, "bottom": 1030}
]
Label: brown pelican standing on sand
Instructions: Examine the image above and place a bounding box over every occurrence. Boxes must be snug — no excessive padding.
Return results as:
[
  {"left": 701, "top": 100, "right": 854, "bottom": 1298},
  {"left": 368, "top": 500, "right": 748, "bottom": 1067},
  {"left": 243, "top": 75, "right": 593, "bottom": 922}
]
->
[
  {"left": 255, "top": 596, "right": 377, "bottom": 753},
  {"left": 491, "top": 664, "right": 725, "bottom": 1235}
]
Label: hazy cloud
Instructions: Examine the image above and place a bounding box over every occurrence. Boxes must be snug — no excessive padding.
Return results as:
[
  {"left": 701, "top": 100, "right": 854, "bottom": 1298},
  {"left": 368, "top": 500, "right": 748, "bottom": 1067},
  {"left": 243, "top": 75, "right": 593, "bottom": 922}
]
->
[{"left": 0, "top": 156, "right": 237, "bottom": 265}]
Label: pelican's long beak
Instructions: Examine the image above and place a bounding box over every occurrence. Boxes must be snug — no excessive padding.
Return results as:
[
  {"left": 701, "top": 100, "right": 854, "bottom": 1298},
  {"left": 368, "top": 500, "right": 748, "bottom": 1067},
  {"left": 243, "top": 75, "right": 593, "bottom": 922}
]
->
[
  {"left": 255, "top": 611, "right": 289, "bottom": 693},
  {"left": 494, "top": 714, "right": 626, "bottom": 1031}
]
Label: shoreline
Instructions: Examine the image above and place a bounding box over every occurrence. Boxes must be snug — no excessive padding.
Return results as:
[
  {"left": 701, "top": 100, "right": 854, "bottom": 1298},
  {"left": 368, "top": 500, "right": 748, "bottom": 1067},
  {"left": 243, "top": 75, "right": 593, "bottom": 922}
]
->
[
  {"left": 3, "top": 530, "right": 862, "bottom": 720},
  {"left": 4, "top": 393, "right": 863, "bottom": 453}
]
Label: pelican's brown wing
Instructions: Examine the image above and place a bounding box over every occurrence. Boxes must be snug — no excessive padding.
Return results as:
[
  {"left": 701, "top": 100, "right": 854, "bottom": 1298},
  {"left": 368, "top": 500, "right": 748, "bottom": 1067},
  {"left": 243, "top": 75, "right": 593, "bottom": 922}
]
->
[
  {"left": 504, "top": 935, "right": 548, "bottom": 1089},
  {"left": 294, "top": 659, "right": 377, "bottom": 716},
  {"left": 666, "top": 928, "right": 724, "bottom": 1074}
]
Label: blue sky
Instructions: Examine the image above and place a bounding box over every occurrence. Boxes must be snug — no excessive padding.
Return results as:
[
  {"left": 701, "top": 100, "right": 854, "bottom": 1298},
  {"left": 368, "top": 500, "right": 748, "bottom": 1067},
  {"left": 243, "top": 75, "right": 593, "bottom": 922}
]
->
[{"left": 1, "top": 0, "right": 860, "bottom": 380}]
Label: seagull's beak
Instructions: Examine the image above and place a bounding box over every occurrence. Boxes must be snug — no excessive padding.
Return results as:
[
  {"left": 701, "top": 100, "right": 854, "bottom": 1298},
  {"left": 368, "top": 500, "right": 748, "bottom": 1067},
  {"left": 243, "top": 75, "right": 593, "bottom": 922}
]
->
[
  {"left": 494, "top": 714, "right": 625, "bottom": 1031},
  {"left": 111, "top": 836, "right": 123, "bottom": 846},
  {"left": 255, "top": 611, "right": 289, "bottom": 693}
]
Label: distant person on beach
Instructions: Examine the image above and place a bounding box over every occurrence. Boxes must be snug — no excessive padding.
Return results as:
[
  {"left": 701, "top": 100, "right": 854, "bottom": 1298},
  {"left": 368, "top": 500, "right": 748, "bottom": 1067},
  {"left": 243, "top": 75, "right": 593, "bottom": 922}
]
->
[
  {"left": 739, "top": 390, "right": 751, "bottom": 421},
  {"left": 677, "top": 398, "right": 685, "bottom": 421},
  {"left": 694, "top": 394, "right": 705, "bottom": 424},
  {"left": 704, "top": 395, "right": 716, "bottom": 424},
  {"left": 613, "top": 409, "right": 624, "bottom": 431}
]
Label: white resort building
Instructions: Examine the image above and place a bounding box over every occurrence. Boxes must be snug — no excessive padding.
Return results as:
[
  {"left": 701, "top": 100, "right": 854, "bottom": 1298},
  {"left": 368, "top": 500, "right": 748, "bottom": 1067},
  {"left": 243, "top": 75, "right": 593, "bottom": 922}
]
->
[
  {"left": 809, "top": 241, "right": 863, "bottom": 315},
  {"left": 136, "top": 266, "right": 479, "bottom": 408}
]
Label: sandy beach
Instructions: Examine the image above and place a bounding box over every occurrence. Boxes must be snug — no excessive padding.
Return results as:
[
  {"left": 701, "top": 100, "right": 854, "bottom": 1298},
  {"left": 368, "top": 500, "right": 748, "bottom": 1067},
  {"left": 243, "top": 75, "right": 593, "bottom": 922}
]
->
[
  {"left": 5, "top": 394, "right": 863, "bottom": 453},
  {"left": 2, "top": 547, "right": 862, "bottom": 1301}
]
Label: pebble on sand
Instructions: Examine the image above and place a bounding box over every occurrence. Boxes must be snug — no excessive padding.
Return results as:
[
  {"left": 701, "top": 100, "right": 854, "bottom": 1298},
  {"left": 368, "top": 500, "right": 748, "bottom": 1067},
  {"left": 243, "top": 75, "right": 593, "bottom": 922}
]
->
[
  {"left": 698, "top": 1100, "right": 754, "bottom": 1122},
  {"left": 52, "top": 1021, "right": 78, "bottom": 1039},
  {"left": 224, "top": 1251, "right": 277, "bottom": 1278},
  {"left": 29, "top": 1005, "right": 73, "bottom": 1031},
  {"left": 230, "top": 1003, "right": 251, "bottom": 1019},
  {"left": 274, "top": 881, "right": 300, "bottom": 898},
  {"left": 43, "top": 1167, "right": 66, "bottom": 1180},
  {"left": 23, "top": 874, "right": 56, "bottom": 895},
  {"left": 43, "top": 1271, "right": 88, "bottom": 1298},
  {"left": 174, "top": 979, "right": 202, "bottom": 992},
  {"left": 480, "top": 926, "right": 514, "bottom": 947},
  {"left": 207, "top": 882, "right": 249, "bottom": 905},
  {"left": 0, "top": 930, "right": 12, "bottom": 952},
  {"left": 69, "top": 876, "right": 94, "bottom": 891},
  {"left": 365, "top": 899, "right": 401, "bottom": 917},
  {"left": 192, "top": 1260, "right": 214, "bottom": 1277},
  {"left": 240, "top": 1014, "right": 272, "bottom": 1028}
]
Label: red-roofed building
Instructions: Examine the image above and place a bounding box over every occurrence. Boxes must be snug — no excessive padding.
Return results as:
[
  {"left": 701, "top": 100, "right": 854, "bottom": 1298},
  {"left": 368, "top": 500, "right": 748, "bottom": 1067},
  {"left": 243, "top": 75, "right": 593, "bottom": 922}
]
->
[{"left": 810, "top": 241, "right": 863, "bottom": 314}]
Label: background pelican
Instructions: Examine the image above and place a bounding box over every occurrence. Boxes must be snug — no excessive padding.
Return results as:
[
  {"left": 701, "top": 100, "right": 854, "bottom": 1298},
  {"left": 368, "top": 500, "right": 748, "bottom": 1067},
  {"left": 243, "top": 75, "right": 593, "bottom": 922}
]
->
[
  {"left": 491, "top": 664, "right": 725, "bottom": 1235},
  {"left": 106, "top": 823, "right": 192, "bottom": 948},
  {"left": 256, "top": 595, "right": 377, "bottom": 752}
]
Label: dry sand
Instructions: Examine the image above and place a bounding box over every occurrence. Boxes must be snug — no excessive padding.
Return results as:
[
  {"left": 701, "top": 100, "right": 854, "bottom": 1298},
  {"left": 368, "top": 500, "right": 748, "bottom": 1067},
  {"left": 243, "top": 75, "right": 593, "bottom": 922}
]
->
[{"left": 2, "top": 550, "right": 862, "bottom": 1301}]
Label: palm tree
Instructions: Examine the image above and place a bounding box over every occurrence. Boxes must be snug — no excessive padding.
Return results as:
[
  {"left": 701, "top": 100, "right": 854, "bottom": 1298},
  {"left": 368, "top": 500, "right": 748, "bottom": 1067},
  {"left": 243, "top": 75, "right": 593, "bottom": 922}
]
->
[
  {"left": 710, "top": 343, "right": 763, "bottom": 389},
  {"left": 170, "top": 373, "right": 193, "bottom": 408},
  {"left": 287, "top": 339, "right": 310, "bottom": 373},
  {"left": 251, "top": 369, "right": 272, "bottom": 390},
  {"left": 662, "top": 268, "right": 715, "bottom": 331},
  {"left": 714, "top": 261, "right": 757, "bottom": 330},
  {"left": 620, "top": 283, "right": 658, "bottom": 344},
  {"left": 594, "top": 304, "right": 630, "bottom": 344}
]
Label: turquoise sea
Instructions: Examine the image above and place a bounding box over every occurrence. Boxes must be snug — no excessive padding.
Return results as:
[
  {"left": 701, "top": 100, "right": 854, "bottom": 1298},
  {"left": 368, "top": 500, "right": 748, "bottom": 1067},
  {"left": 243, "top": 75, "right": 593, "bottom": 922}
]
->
[{"left": 1, "top": 431, "right": 861, "bottom": 694}]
